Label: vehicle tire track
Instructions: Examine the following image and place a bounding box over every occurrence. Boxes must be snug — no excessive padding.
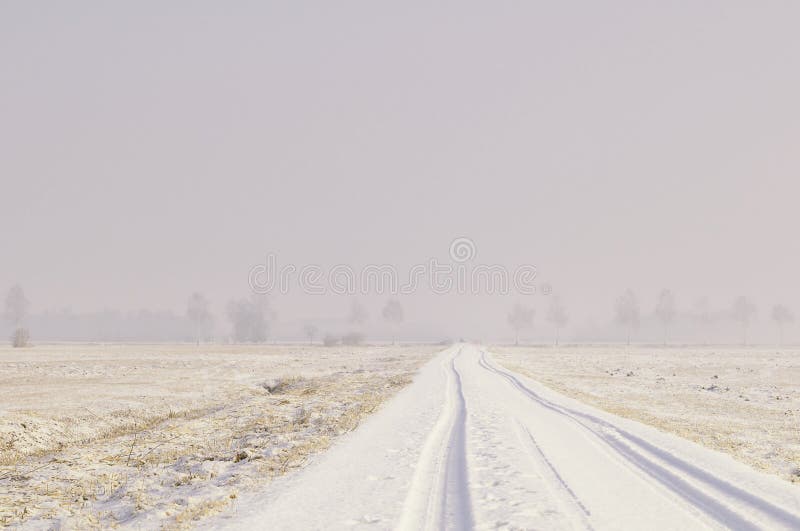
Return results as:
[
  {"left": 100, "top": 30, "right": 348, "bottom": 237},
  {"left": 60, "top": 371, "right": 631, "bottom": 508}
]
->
[
  {"left": 478, "top": 350, "right": 800, "bottom": 531},
  {"left": 397, "top": 348, "right": 473, "bottom": 530},
  {"left": 514, "top": 420, "right": 594, "bottom": 531}
]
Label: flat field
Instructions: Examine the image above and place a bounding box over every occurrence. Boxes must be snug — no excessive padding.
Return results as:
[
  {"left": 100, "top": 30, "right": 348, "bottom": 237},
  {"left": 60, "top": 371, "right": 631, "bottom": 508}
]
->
[
  {"left": 493, "top": 345, "right": 800, "bottom": 483},
  {"left": 0, "top": 343, "right": 438, "bottom": 528}
]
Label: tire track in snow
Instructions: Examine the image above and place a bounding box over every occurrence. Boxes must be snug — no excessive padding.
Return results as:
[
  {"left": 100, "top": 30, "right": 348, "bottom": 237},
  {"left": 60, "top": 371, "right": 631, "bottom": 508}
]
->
[
  {"left": 397, "top": 348, "right": 473, "bottom": 530},
  {"left": 479, "top": 350, "right": 800, "bottom": 531},
  {"left": 514, "top": 420, "right": 594, "bottom": 531}
]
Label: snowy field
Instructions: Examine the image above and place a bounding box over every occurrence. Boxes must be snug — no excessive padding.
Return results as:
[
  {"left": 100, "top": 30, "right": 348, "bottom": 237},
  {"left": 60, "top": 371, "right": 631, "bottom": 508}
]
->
[
  {"left": 215, "top": 345, "right": 800, "bottom": 530},
  {"left": 3, "top": 343, "right": 800, "bottom": 530},
  {"left": 0, "top": 344, "right": 438, "bottom": 528},
  {"left": 493, "top": 345, "right": 800, "bottom": 484}
]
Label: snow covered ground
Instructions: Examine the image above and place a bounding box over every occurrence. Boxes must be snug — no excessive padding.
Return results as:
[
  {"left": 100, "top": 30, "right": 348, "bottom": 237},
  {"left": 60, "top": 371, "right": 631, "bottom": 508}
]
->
[
  {"left": 0, "top": 344, "right": 436, "bottom": 528},
  {"left": 4, "top": 343, "right": 800, "bottom": 529},
  {"left": 493, "top": 345, "right": 800, "bottom": 483},
  {"left": 215, "top": 344, "right": 800, "bottom": 530}
]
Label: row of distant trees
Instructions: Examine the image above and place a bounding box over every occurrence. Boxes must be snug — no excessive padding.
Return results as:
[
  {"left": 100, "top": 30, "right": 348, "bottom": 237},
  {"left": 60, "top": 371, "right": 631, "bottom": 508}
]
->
[
  {"left": 2, "top": 284, "right": 405, "bottom": 347},
  {"left": 187, "top": 293, "right": 405, "bottom": 345},
  {"left": 302, "top": 298, "right": 404, "bottom": 346},
  {"left": 613, "top": 290, "right": 792, "bottom": 346},
  {"left": 508, "top": 290, "right": 795, "bottom": 346},
  {"left": 508, "top": 296, "right": 568, "bottom": 346},
  {"left": 5, "top": 283, "right": 795, "bottom": 346},
  {"left": 300, "top": 299, "right": 405, "bottom": 346},
  {"left": 185, "top": 293, "right": 276, "bottom": 344}
]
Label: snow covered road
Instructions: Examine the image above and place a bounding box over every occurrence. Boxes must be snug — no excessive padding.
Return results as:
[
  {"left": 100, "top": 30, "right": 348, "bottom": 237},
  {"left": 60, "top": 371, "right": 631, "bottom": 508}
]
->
[{"left": 212, "top": 345, "right": 800, "bottom": 530}]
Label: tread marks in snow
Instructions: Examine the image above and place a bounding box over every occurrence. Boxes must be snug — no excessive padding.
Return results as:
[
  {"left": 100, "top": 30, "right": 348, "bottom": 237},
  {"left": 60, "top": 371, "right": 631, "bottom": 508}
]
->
[
  {"left": 398, "top": 348, "right": 474, "bottom": 530},
  {"left": 479, "top": 350, "right": 800, "bottom": 531}
]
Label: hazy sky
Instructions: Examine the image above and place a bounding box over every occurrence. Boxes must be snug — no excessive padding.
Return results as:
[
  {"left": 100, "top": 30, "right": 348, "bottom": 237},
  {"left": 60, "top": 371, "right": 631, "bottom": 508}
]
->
[{"left": 2, "top": 2, "right": 799, "bottom": 340}]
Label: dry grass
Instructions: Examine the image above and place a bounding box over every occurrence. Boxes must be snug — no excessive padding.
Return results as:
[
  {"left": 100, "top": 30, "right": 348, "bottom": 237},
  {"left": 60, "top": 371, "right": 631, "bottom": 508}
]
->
[{"left": 0, "top": 343, "right": 437, "bottom": 528}]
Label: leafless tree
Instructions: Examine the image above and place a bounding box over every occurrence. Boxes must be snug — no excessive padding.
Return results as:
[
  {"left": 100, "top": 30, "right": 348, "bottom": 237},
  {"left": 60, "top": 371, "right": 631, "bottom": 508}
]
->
[
  {"left": 508, "top": 303, "right": 534, "bottom": 346},
  {"left": 4, "top": 284, "right": 28, "bottom": 326},
  {"left": 227, "top": 295, "right": 270, "bottom": 343},
  {"left": 5, "top": 285, "right": 30, "bottom": 347},
  {"left": 614, "top": 289, "right": 640, "bottom": 346},
  {"left": 348, "top": 299, "right": 368, "bottom": 325},
  {"left": 382, "top": 299, "right": 404, "bottom": 344},
  {"left": 186, "top": 292, "right": 212, "bottom": 345},
  {"left": 731, "top": 296, "right": 756, "bottom": 346},
  {"left": 692, "top": 297, "right": 712, "bottom": 345},
  {"left": 771, "top": 304, "right": 793, "bottom": 346},
  {"left": 546, "top": 297, "right": 568, "bottom": 346},
  {"left": 654, "top": 289, "right": 676, "bottom": 345},
  {"left": 302, "top": 322, "right": 319, "bottom": 345}
]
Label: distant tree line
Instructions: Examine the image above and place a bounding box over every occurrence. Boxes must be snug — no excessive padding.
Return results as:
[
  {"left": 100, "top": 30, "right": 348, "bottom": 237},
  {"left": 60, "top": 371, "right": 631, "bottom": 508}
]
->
[
  {"left": 3, "top": 282, "right": 796, "bottom": 346},
  {"left": 507, "top": 290, "right": 795, "bottom": 346}
]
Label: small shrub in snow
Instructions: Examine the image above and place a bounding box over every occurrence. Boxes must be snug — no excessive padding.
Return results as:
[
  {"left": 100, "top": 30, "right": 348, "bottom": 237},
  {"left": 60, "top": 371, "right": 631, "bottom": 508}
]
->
[
  {"left": 322, "top": 334, "right": 340, "bottom": 347},
  {"left": 341, "top": 332, "right": 364, "bottom": 346}
]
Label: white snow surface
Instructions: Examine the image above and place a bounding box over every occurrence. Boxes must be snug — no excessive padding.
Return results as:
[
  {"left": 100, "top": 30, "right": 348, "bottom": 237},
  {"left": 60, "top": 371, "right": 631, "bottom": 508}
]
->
[{"left": 210, "top": 344, "right": 800, "bottom": 530}]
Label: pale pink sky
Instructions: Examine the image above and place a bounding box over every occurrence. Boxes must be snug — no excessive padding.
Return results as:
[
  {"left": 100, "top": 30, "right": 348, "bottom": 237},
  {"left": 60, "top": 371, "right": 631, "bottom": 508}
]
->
[{"left": 1, "top": 2, "right": 799, "bottom": 340}]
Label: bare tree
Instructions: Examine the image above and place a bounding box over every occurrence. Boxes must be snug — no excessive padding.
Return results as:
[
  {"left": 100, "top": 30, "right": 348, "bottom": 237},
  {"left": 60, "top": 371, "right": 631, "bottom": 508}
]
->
[
  {"left": 731, "top": 296, "right": 756, "bottom": 346},
  {"left": 302, "top": 322, "right": 319, "bottom": 345},
  {"left": 5, "top": 285, "right": 30, "bottom": 347},
  {"left": 692, "top": 297, "right": 712, "bottom": 345},
  {"left": 771, "top": 304, "right": 793, "bottom": 346},
  {"left": 614, "top": 289, "right": 640, "bottom": 346},
  {"left": 186, "top": 292, "right": 212, "bottom": 345},
  {"left": 508, "top": 303, "right": 534, "bottom": 346},
  {"left": 546, "top": 297, "right": 568, "bottom": 346},
  {"left": 348, "top": 299, "right": 368, "bottom": 326},
  {"left": 654, "top": 289, "right": 676, "bottom": 345},
  {"left": 382, "top": 299, "right": 404, "bottom": 344},
  {"left": 227, "top": 296, "right": 270, "bottom": 343}
]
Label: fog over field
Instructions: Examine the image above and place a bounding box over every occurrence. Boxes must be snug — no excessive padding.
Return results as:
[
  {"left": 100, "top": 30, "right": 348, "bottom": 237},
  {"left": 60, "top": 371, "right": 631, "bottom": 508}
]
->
[
  {"left": 3, "top": 4, "right": 800, "bottom": 530},
  {"left": 2, "top": 2, "right": 800, "bottom": 344}
]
